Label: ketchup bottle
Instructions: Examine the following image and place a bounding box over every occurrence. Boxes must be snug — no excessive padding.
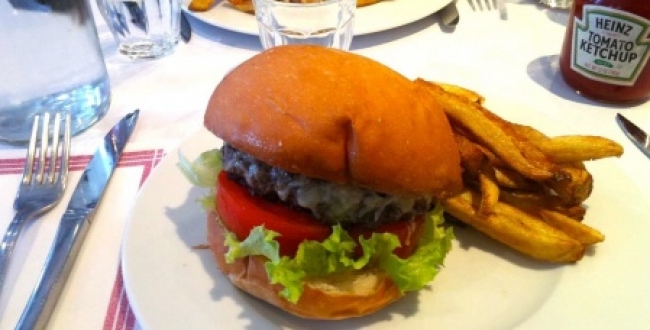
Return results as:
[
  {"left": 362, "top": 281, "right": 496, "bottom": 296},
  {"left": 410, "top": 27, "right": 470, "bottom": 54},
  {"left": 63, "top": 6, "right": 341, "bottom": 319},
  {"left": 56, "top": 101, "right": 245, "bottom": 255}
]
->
[{"left": 559, "top": 0, "right": 650, "bottom": 104}]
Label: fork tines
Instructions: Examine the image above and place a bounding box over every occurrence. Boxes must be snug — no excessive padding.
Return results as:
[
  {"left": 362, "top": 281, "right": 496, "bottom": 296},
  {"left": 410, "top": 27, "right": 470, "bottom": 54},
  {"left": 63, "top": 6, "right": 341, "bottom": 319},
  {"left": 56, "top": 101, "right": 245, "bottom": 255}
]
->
[
  {"left": 24, "top": 113, "right": 71, "bottom": 185},
  {"left": 469, "top": 0, "right": 498, "bottom": 11}
]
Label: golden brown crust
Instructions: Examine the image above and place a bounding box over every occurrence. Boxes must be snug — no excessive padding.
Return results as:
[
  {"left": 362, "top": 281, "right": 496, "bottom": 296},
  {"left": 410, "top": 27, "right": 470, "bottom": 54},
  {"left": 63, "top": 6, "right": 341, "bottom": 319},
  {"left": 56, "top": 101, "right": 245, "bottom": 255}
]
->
[
  {"left": 226, "top": 0, "right": 254, "bottom": 12},
  {"left": 207, "top": 211, "right": 403, "bottom": 319},
  {"left": 205, "top": 45, "right": 462, "bottom": 197},
  {"left": 356, "top": 0, "right": 382, "bottom": 6}
]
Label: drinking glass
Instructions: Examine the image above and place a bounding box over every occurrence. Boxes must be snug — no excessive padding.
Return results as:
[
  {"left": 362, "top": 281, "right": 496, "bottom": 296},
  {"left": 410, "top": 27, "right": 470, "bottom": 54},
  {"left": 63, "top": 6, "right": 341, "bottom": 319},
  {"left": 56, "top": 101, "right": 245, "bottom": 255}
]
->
[
  {"left": 253, "top": 0, "right": 357, "bottom": 50},
  {"left": 0, "top": 0, "right": 110, "bottom": 143},
  {"left": 539, "top": 0, "right": 572, "bottom": 9},
  {"left": 98, "top": 0, "right": 181, "bottom": 59}
]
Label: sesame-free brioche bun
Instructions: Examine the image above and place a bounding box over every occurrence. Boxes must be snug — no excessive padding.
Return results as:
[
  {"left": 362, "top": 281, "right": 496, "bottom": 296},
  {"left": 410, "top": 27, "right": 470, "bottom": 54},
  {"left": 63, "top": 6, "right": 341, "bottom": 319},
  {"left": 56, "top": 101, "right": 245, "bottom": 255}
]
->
[
  {"left": 207, "top": 211, "right": 403, "bottom": 319},
  {"left": 205, "top": 45, "right": 462, "bottom": 198}
]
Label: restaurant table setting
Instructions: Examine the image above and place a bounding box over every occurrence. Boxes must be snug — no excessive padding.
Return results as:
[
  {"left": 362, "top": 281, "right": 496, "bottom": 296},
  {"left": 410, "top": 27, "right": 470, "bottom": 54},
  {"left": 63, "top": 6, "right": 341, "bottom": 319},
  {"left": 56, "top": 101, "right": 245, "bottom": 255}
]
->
[{"left": 1, "top": 0, "right": 650, "bottom": 329}]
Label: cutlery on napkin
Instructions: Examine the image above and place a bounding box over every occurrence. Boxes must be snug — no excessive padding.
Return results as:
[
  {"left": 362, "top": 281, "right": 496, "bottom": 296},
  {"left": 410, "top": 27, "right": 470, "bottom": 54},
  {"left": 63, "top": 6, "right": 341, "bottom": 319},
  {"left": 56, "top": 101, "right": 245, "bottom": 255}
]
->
[
  {"left": 181, "top": 12, "right": 192, "bottom": 43},
  {"left": 15, "top": 110, "right": 139, "bottom": 330}
]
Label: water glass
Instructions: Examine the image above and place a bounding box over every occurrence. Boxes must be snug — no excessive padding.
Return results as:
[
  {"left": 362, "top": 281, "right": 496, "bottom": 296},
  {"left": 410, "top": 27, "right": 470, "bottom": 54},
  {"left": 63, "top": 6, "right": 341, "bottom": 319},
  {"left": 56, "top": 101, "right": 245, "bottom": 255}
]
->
[
  {"left": 98, "top": 0, "right": 181, "bottom": 59},
  {"left": 539, "top": 0, "right": 572, "bottom": 9},
  {"left": 253, "top": 0, "right": 356, "bottom": 50},
  {"left": 0, "top": 0, "right": 110, "bottom": 144}
]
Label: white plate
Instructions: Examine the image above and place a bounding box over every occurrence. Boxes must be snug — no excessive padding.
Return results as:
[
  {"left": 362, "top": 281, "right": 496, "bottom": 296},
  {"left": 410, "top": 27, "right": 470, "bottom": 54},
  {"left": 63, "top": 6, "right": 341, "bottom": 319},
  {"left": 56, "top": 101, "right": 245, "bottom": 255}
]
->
[
  {"left": 122, "top": 101, "right": 650, "bottom": 329},
  {"left": 182, "top": 0, "right": 452, "bottom": 36}
]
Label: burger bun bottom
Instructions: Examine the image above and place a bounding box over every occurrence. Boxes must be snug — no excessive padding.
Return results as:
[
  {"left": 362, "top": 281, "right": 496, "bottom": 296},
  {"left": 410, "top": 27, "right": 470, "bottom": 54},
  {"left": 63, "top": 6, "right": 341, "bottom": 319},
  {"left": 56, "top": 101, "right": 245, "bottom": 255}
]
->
[{"left": 207, "top": 211, "right": 404, "bottom": 319}]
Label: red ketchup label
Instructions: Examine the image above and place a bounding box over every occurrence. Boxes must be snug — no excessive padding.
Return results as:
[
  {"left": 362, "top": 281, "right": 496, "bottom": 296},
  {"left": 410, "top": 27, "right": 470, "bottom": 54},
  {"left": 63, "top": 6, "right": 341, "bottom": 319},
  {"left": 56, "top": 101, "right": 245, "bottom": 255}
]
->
[{"left": 570, "top": 5, "right": 650, "bottom": 86}]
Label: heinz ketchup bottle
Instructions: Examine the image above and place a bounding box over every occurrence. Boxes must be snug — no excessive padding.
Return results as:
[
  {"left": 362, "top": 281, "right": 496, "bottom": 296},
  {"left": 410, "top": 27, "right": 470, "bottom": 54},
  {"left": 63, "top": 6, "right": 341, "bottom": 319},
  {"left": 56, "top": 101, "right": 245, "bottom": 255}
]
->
[{"left": 559, "top": 0, "right": 650, "bottom": 104}]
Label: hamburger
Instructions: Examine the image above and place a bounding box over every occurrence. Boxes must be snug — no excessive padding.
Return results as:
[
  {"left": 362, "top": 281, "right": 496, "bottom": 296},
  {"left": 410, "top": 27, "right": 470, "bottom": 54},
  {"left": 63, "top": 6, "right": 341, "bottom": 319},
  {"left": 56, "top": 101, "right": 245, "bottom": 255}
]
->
[{"left": 179, "top": 45, "right": 463, "bottom": 319}]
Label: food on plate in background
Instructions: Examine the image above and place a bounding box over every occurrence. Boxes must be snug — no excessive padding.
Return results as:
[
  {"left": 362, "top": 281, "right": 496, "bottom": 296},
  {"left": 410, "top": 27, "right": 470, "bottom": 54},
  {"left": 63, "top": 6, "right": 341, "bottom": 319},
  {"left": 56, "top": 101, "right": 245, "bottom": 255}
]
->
[
  {"left": 189, "top": 0, "right": 214, "bottom": 11},
  {"left": 419, "top": 80, "right": 623, "bottom": 262},
  {"left": 179, "top": 45, "right": 463, "bottom": 319},
  {"left": 189, "top": 0, "right": 383, "bottom": 12}
]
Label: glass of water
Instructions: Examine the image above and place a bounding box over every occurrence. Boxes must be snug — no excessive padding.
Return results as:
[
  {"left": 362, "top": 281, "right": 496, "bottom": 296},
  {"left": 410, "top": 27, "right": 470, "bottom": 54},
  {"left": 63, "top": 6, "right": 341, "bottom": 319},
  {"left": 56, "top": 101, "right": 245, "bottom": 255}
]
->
[
  {"left": 253, "top": 0, "right": 356, "bottom": 50},
  {"left": 98, "top": 0, "right": 181, "bottom": 59},
  {"left": 538, "top": 0, "right": 573, "bottom": 9},
  {"left": 0, "top": 0, "right": 110, "bottom": 143}
]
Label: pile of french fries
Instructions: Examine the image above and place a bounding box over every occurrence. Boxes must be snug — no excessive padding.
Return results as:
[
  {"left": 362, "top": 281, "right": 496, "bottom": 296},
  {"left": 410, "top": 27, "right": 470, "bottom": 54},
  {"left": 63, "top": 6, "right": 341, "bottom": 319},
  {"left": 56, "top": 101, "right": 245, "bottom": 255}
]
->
[{"left": 417, "top": 79, "right": 624, "bottom": 263}]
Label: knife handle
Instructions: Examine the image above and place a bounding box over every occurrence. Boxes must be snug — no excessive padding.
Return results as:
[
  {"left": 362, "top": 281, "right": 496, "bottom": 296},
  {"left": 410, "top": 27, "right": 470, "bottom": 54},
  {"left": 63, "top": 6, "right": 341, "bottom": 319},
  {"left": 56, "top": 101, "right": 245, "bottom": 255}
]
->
[{"left": 15, "top": 211, "right": 92, "bottom": 330}]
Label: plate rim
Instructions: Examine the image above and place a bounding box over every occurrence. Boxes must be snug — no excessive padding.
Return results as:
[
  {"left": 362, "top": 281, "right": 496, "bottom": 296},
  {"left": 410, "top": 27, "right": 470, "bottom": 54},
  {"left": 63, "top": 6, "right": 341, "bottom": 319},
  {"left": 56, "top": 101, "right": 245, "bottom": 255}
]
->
[{"left": 182, "top": 0, "right": 453, "bottom": 36}]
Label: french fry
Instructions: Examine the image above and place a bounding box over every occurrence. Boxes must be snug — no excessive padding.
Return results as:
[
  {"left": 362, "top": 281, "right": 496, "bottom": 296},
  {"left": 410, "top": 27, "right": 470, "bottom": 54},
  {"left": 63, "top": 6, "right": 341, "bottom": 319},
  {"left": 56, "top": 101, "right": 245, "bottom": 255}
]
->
[
  {"left": 544, "top": 162, "right": 593, "bottom": 205},
  {"left": 442, "top": 190, "right": 586, "bottom": 262},
  {"left": 417, "top": 79, "right": 565, "bottom": 182},
  {"left": 539, "top": 210, "right": 604, "bottom": 245},
  {"left": 537, "top": 135, "right": 624, "bottom": 163},
  {"left": 454, "top": 132, "right": 488, "bottom": 175},
  {"left": 511, "top": 123, "right": 623, "bottom": 162},
  {"left": 478, "top": 162, "right": 500, "bottom": 217},
  {"left": 493, "top": 167, "right": 541, "bottom": 192},
  {"left": 472, "top": 105, "right": 569, "bottom": 182},
  {"left": 189, "top": 0, "right": 215, "bottom": 11},
  {"left": 435, "top": 82, "right": 485, "bottom": 105},
  {"left": 499, "top": 191, "right": 587, "bottom": 220},
  {"left": 509, "top": 123, "right": 549, "bottom": 146}
]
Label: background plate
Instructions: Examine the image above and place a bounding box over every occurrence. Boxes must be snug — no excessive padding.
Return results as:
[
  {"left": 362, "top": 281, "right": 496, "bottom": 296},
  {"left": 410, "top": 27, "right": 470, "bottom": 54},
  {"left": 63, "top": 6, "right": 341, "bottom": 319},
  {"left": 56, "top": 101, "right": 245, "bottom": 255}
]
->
[{"left": 182, "top": 0, "right": 452, "bottom": 36}]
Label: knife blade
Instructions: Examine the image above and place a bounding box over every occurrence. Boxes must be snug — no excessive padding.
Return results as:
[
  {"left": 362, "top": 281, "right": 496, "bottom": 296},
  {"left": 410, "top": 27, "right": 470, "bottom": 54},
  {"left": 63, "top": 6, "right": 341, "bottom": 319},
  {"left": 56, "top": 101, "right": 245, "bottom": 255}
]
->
[
  {"left": 616, "top": 113, "right": 650, "bottom": 159},
  {"left": 16, "top": 110, "right": 140, "bottom": 330},
  {"left": 438, "top": 1, "right": 460, "bottom": 27},
  {"left": 180, "top": 11, "right": 192, "bottom": 43}
]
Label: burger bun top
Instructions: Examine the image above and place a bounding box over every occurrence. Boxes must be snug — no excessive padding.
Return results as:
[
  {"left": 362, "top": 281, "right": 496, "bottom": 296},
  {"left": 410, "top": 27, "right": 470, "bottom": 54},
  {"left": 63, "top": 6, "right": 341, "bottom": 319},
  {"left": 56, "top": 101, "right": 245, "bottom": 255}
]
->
[{"left": 205, "top": 45, "right": 462, "bottom": 198}]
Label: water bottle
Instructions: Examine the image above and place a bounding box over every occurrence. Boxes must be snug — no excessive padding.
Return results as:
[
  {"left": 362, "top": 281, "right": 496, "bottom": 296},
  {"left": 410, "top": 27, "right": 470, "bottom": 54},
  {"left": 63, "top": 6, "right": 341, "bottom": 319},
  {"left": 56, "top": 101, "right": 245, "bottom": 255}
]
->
[{"left": 0, "top": 0, "right": 111, "bottom": 143}]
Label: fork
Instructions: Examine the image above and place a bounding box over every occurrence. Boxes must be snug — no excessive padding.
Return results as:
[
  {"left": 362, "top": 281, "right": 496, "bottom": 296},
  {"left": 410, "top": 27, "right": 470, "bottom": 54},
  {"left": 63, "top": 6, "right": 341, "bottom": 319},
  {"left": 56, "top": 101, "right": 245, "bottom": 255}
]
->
[
  {"left": 469, "top": 0, "right": 507, "bottom": 19},
  {"left": 469, "top": 0, "right": 497, "bottom": 11},
  {"left": 0, "top": 112, "right": 71, "bottom": 295}
]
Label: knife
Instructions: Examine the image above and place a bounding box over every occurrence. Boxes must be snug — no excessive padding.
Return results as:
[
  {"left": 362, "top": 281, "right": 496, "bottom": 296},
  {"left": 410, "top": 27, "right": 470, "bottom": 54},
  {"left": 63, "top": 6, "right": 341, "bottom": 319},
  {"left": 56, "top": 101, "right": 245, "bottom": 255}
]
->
[
  {"left": 15, "top": 110, "right": 140, "bottom": 330},
  {"left": 616, "top": 113, "right": 650, "bottom": 159},
  {"left": 118, "top": 4, "right": 191, "bottom": 43},
  {"left": 438, "top": 1, "right": 460, "bottom": 27},
  {"left": 180, "top": 11, "right": 192, "bottom": 43}
]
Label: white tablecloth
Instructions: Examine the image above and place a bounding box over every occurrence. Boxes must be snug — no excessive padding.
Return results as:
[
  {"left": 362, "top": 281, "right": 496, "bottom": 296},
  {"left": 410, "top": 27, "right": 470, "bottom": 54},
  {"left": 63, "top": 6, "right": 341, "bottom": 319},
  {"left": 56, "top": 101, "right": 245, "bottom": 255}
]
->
[{"left": 1, "top": 0, "right": 649, "bottom": 329}]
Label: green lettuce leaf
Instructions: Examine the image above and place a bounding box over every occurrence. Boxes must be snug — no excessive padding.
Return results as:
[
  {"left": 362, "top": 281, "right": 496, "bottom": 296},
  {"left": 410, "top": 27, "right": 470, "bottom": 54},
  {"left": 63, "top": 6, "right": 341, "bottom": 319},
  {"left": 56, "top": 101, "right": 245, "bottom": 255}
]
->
[
  {"left": 372, "top": 204, "right": 454, "bottom": 292},
  {"left": 224, "top": 204, "right": 454, "bottom": 303},
  {"left": 177, "top": 149, "right": 222, "bottom": 210},
  {"left": 225, "top": 226, "right": 280, "bottom": 263}
]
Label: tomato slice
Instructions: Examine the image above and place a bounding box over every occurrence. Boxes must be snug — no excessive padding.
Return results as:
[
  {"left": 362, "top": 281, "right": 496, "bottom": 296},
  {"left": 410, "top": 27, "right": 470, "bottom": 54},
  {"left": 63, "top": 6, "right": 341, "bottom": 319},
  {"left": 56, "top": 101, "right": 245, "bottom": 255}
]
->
[
  {"left": 216, "top": 171, "right": 425, "bottom": 258},
  {"left": 216, "top": 171, "right": 331, "bottom": 256}
]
